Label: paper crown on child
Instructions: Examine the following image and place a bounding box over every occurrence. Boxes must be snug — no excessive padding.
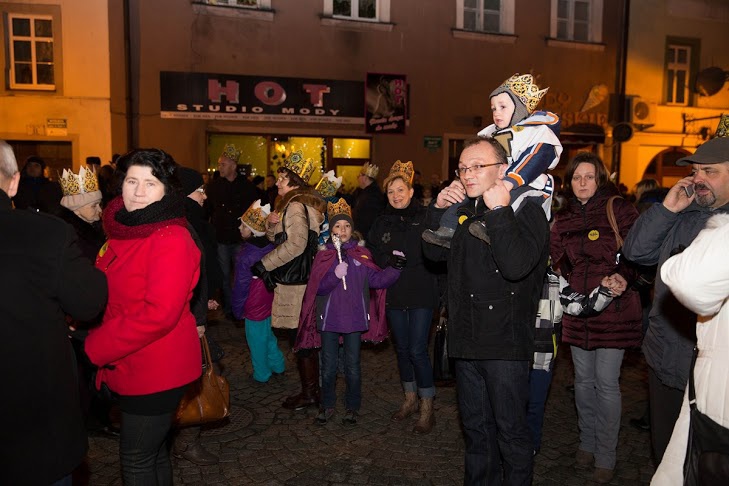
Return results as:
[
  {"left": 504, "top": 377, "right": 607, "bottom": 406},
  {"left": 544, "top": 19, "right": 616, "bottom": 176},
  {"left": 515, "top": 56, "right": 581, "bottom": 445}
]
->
[
  {"left": 384, "top": 160, "right": 415, "bottom": 187},
  {"left": 240, "top": 199, "right": 271, "bottom": 236},
  {"left": 315, "top": 170, "right": 343, "bottom": 198},
  {"left": 490, "top": 74, "right": 549, "bottom": 114},
  {"left": 327, "top": 197, "right": 353, "bottom": 228},
  {"left": 360, "top": 162, "right": 380, "bottom": 179},
  {"left": 676, "top": 114, "right": 729, "bottom": 166},
  {"left": 221, "top": 144, "right": 241, "bottom": 163},
  {"left": 282, "top": 150, "right": 316, "bottom": 184},
  {"left": 59, "top": 166, "right": 99, "bottom": 196}
]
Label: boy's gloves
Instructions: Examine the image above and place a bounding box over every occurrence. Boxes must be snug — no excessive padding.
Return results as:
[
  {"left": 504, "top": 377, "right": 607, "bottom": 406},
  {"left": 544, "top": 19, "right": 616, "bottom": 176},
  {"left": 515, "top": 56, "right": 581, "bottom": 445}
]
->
[
  {"left": 389, "top": 250, "right": 407, "bottom": 270},
  {"left": 251, "top": 261, "right": 277, "bottom": 291},
  {"left": 334, "top": 262, "right": 348, "bottom": 279}
]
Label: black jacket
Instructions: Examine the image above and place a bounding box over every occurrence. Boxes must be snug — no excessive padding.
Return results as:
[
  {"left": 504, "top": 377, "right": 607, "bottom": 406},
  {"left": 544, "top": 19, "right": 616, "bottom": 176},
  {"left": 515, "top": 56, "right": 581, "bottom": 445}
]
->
[
  {"left": 354, "top": 182, "right": 385, "bottom": 238},
  {"left": 185, "top": 198, "right": 223, "bottom": 298},
  {"left": 368, "top": 201, "right": 438, "bottom": 309},
  {"left": 423, "top": 198, "right": 549, "bottom": 360},
  {"left": 0, "top": 190, "right": 108, "bottom": 486},
  {"left": 204, "top": 174, "right": 258, "bottom": 244}
]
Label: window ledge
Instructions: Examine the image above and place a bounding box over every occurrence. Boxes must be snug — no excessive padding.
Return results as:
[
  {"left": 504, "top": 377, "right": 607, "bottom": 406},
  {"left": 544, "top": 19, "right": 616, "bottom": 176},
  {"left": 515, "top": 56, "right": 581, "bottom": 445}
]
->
[
  {"left": 191, "top": 2, "right": 274, "bottom": 21},
  {"left": 452, "top": 29, "right": 517, "bottom": 44},
  {"left": 546, "top": 38, "right": 605, "bottom": 52},
  {"left": 320, "top": 16, "right": 394, "bottom": 32}
]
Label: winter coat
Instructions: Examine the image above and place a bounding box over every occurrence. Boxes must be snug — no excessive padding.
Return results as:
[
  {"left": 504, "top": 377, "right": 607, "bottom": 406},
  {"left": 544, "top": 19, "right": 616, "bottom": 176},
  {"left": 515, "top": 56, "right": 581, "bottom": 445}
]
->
[
  {"left": 232, "top": 239, "right": 275, "bottom": 321},
  {"left": 550, "top": 186, "right": 642, "bottom": 350},
  {"left": 423, "top": 198, "right": 550, "bottom": 360},
  {"left": 367, "top": 200, "right": 439, "bottom": 310},
  {"left": 85, "top": 197, "right": 202, "bottom": 396},
  {"left": 185, "top": 197, "right": 223, "bottom": 298},
  {"left": 622, "top": 199, "right": 729, "bottom": 390},
  {"left": 651, "top": 213, "right": 729, "bottom": 485},
  {"left": 204, "top": 173, "right": 259, "bottom": 244},
  {"left": 353, "top": 181, "right": 385, "bottom": 237},
  {"left": 0, "top": 190, "right": 108, "bottom": 486},
  {"left": 262, "top": 187, "right": 326, "bottom": 329},
  {"left": 296, "top": 240, "right": 395, "bottom": 350}
]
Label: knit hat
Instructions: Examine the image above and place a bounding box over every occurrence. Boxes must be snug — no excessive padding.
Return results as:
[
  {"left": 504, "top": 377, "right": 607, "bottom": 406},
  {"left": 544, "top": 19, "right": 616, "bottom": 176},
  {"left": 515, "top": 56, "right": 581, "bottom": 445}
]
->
[
  {"left": 60, "top": 191, "right": 102, "bottom": 212},
  {"left": 490, "top": 73, "right": 549, "bottom": 126},
  {"left": 239, "top": 199, "right": 271, "bottom": 237},
  {"left": 59, "top": 166, "right": 102, "bottom": 211},
  {"left": 177, "top": 166, "right": 204, "bottom": 196},
  {"left": 327, "top": 197, "right": 353, "bottom": 229}
]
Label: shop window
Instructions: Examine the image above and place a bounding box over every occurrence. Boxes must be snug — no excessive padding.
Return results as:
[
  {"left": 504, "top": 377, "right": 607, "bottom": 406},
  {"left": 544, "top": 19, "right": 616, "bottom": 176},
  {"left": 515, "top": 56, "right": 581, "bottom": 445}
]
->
[
  {"left": 550, "top": 0, "right": 602, "bottom": 43},
  {"left": 200, "top": 0, "right": 271, "bottom": 8},
  {"left": 456, "top": 0, "right": 515, "bottom": 34},
  {"left": 7, "top": 13, "right": 56, "bottom": 90},
  {"left": 324, "top": 0, "right": 391, "bottom": 22}
]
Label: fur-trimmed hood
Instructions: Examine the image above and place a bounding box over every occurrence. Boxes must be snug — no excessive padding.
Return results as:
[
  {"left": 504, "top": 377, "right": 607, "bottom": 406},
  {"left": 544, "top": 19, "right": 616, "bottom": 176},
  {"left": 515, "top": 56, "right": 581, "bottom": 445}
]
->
[{"left": 275, "top": 186, "right": 327, "bottom": 215}]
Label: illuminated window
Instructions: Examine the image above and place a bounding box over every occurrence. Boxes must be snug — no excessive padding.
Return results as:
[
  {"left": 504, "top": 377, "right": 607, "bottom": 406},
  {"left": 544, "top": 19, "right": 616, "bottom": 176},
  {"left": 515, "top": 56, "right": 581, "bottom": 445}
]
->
[
  {"left": 666, "top": 45, "right": 690, "bottom": 105},
  {"left": 202, "top": 0, "right": 271, "bottom": 7},
  {"left": 457, "top": 0, "right": 515, "bottom": 34},
  {"left": 324, "top": 0, "right": 391, "bottom": 22},
  {"left": 550, "top": 0, "right": 602, "bottom": 43},
  {"left": 8, "top": 14, "right": 55, "bottom": 90}
]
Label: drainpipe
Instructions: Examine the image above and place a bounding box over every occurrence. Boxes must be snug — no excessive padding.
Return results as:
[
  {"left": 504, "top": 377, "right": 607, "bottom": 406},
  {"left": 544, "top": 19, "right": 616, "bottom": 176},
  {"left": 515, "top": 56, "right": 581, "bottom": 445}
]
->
[
  {"left": 123, "top": 0, "right": 135, "bottom": 149},
  {"left": 612, "top": 0, "right": 630, "bottom": 181}
]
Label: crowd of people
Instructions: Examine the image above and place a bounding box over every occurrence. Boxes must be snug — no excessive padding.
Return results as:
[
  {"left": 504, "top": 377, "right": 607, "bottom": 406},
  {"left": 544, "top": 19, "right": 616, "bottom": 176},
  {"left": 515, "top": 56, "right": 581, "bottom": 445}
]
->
[{"left": 2, "top": 77, "right": 729, "bottom": 486}]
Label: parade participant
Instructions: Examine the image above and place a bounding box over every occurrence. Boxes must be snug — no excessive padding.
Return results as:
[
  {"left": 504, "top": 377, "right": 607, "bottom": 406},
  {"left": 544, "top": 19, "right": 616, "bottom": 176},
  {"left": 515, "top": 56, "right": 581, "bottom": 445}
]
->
[
  {"left": 85, "top": 149, "right": 202, "bottom": 484},
  {"left": 423, "top": 73, "right": 562, "bottom": 248},
  {"left": 295, "top": 198, "right": 403, "bottom": 425},
  {"left": 352, "top": 162, "right": 385, "bottom": 238},
  {"left": 368, "top": 160, "right": 439, "bottom": 434},
  {"left": 250, "top": 151, "right": 327, "bottom": 410},
  {"left": 232, "top": 199, "right": 285, "bottom": 383}
]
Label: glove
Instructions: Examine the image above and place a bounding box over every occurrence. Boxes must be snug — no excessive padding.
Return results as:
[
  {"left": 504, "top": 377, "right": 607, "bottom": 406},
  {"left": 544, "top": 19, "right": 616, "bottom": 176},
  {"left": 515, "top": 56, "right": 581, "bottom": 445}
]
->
[
  {"left": 334, "top": 262, "right": 348, "bottom": 279},
  {"left": 388, "top": 250, "right": 407, "bottom": 270},
  {"left": 251, "top": 261, "right": 276, "bottom": 291}
]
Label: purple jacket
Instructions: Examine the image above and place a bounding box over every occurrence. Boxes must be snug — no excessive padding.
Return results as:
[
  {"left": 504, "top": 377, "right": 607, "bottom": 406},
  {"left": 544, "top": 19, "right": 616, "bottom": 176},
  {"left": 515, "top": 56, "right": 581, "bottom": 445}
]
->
[{"left": 232, "top": 240, "right": 275, "bottom": 321}]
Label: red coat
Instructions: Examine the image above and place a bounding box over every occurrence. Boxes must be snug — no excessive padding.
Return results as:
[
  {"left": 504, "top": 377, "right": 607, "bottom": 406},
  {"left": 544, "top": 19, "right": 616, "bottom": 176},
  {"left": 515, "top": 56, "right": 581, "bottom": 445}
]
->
[
  {"left": 86, "top": 205, "right": 202, "bottom": 396},
  {"left": 551, "top": 186, "right": 643, "bottom": 349}
]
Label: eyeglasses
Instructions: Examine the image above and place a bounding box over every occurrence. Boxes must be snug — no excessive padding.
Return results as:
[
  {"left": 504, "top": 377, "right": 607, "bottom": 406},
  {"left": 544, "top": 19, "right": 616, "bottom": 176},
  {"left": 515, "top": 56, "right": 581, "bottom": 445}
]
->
[
  {"left": 195, "top": 186, "right": 206, "bottom": 195},
  {"left": 454, "top": 162, "right": 505, "bottom": 178}
]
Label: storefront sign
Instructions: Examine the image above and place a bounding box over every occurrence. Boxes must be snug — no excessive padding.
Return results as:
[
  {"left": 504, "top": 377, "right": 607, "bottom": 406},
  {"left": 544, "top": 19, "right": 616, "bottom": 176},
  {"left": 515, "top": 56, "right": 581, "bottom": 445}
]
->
[
  {"left": 423, "top": 136, "right": 442, "bottom": 151},
  {"left": 365, "top": 73, "right": 407, "bottom": 134},
  {"left": 160, "top": 72, "right": 365, "bottom": 124},
  {"left": 46, "top": 118, "right": 67, "bottom": 136}
]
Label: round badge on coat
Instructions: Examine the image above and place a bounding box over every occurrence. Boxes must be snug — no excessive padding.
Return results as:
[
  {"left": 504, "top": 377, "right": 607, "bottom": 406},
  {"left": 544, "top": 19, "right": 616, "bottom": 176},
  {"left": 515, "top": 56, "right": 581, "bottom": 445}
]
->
[
  {"left": 458, "top": 215, "right": 468, "bottom": 225},
  {"left": 588, "top": 230, "right": 600, "bottom": 241}
]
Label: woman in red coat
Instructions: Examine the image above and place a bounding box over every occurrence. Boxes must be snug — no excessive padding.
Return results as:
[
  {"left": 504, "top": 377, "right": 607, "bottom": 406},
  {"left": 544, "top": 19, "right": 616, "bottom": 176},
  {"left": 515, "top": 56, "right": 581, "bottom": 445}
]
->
[
  {"left": 550, "top": 152, "right": 642, "bottom": 484},
  {"left": 85, "top": 149, "right": 201, "bottom": 485}
]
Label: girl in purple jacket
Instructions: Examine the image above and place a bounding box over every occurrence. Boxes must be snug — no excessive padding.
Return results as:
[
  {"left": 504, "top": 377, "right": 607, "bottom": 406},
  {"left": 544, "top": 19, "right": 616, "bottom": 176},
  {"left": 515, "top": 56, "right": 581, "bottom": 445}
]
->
[
  {"left": 232, "top": 200, "right": 285, "bottom": 383},
  {"left": 297, "top": 198, "right": 404, "bottom": 426}
]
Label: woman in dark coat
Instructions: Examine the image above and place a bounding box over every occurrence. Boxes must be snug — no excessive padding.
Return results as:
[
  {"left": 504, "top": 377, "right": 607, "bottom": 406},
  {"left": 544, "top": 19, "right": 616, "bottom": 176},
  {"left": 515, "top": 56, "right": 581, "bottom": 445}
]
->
[
  {"left": 367, "top": 160, "right": 439, "bottom": 434},
  {"left": 550, "top": 152, "right": 642, "bottom": 483}
]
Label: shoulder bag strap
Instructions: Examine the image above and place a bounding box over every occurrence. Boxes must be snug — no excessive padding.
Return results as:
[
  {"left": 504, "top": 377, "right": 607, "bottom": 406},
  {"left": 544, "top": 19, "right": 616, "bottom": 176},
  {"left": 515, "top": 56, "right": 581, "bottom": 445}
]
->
[
  {"left": 606, "top": 195, "right": 624, "bottom": 249},
  {"left": 688, "top": 346, "right": 698, "bottom": 410}
]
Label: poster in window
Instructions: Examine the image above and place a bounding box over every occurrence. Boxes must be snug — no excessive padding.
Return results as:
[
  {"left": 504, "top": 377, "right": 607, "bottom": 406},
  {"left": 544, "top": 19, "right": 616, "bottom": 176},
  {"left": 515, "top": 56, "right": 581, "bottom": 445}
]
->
[{"left": 365, "top": 73, "right": 407, "bottom": 134}]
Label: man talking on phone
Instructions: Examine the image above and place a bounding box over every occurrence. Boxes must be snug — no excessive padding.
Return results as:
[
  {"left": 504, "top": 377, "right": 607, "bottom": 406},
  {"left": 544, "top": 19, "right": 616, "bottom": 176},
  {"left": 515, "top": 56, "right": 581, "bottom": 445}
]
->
[{"left": 622, "top": 116, "right": 729, "bottom": 466}]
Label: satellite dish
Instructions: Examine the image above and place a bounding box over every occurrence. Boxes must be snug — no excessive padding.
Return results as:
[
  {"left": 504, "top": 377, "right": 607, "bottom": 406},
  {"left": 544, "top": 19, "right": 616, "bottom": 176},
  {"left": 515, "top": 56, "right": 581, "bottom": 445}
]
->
[{"left": 696, "top": 67, "right": 728, "bottom": 97}]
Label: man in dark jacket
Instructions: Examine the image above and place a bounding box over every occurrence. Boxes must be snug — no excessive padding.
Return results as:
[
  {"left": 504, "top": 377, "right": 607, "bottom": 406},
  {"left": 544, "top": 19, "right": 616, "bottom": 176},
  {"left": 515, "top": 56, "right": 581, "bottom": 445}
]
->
[
  {"left": 12, "top": 154, "right": 63, "bottom": 212},
  {"left": 622, "top": 130, "right": 729, "bottom": 463},
  {"left": 204, "top": 144, "right": 258, "bottom": 319},
  {"left": 423, "top": 136, "right": 549, "bottom": 485},
  {"left": 0, "top": 141, "right": 108, "bottom": 486},
  {"left": 352, "top": 162, "right": 384, "bottom": 238}
]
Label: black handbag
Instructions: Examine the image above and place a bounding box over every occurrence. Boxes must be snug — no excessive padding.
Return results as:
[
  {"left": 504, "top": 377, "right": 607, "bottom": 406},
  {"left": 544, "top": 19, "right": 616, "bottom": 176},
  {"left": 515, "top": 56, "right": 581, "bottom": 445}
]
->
[
  {"left": 270, "top": 204, "right": 318, "bottom": 285},
  {"left": 683, "top": 347, "right": 729, "bottom": 486}
]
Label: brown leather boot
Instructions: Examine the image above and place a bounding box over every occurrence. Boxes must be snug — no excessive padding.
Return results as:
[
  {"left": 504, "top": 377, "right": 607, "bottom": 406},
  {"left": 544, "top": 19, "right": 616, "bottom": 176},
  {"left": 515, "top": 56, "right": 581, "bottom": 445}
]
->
[
  {"left": 390, "top": 391, "right": 418, "bottom": 422},
  {"left": 282, "top": 352, "right": 320, "bottom": 410},
  {"left": 413, "top": 397, "right": 435, "bottom": 434}
]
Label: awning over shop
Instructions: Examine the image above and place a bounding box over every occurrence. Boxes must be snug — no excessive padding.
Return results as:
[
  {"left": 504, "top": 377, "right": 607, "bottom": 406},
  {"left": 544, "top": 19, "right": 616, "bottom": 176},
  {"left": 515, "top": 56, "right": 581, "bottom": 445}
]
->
[{"left": 560, "top": 123, "right": 606, "bottom": 145}]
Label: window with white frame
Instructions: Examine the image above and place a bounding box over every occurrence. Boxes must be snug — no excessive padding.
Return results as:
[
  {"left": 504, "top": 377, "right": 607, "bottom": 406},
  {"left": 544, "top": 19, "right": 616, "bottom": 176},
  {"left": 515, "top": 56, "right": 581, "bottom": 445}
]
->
[
  {"left": 550, "top": 0, "right": 602, "bottom": 43},
  {"left": 457, "top": 0, "right": 515, "bottom": 34},
  {"left": 8, "top": 14, "right": 55, "bottom": 90},
  {"left": 666, "top": 44, "right": 691, "bottom": 105},
  {"left": 202, "top": 0, "right": 270, "bottom": 7},
  {"left": 324, "top": 0, "right": 391, "bottom": 23}
]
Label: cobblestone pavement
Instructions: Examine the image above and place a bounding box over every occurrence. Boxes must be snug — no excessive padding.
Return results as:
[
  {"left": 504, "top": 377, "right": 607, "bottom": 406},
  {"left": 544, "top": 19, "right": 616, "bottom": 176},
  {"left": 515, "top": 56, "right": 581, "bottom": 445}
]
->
[{"left": 77, "top": 313, "right": 656, "bottom": 485}]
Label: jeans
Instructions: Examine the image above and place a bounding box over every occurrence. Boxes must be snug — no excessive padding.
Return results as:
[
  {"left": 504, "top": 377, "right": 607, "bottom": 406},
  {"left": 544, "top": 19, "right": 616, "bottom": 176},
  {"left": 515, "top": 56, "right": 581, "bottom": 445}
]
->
[
  {"left": 320, "top": 331, "right": 362, "bottom": 411},
  {"left": 217, "top": 242, "right": 238, "bottom": 316},
  {"left": 120, "top": 411, "right": 175, "bottom": 486},
  {"left": 387, "top": 308, "right": 435, "bottom": 398},
  {"left": 245, "top": 316, "right": 285, "bottom": 382},
  {"left": 527, "top": 367, "right": 553, "bottom": 453},
  {"left": 456, "top": 359, "right": 533, "bottom": 486},
  {"left": 571, "top": 346, "right": 625, "bottom": 470}
]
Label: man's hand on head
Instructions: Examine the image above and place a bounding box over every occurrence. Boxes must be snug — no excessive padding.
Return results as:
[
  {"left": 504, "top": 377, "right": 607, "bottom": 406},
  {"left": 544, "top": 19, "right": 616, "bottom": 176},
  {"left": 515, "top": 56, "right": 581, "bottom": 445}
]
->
[
  {"left": 434, "top": 180, "right": 466, "bottom": 209},
  {"left": 483, "top": 179, "right": 511, "bottom": 210}
]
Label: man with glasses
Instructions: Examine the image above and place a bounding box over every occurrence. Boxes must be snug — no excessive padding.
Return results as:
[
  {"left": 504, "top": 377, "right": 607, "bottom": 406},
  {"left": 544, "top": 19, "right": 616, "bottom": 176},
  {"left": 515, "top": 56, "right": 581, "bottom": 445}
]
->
[{"left": 423, "top": 136, "right": 550, "bottom": 485}]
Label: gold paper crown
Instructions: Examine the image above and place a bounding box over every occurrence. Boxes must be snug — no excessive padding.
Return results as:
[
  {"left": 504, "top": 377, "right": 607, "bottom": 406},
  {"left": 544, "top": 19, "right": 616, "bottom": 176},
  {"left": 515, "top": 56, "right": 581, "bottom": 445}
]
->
[
  {"left": 283, "top": 150, "right": 316, "bottom": 184},
  {"left": 59, "top": 166, "right": 99, "bottom": 197},
  {"left": 327, "top": 197, "right": 352, "bottom": 222},
  {"left": 315, "top": 170, "right": 343, "bottom": 198},
  {"left": 240, "top": 199, "right": 271, "bottom": 234},
  {"left": 715, "top": 114, "right": 729, "bottom": 138},
  {"left": 221, "top": 143, "right": 241, "bottom": 163},
  {"left": 498, "top": 74, "right": 549, "bottom": 113},
  {"left": 386, "top": 160, "right": 415, "bottom": 185},
  {"left": 360, "top": 162, "right": 379, "bottom": 179}
]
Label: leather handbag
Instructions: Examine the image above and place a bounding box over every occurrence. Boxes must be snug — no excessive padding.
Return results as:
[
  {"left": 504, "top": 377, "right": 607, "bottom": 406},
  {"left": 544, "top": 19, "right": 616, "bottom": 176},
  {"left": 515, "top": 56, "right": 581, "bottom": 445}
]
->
[
  {"left": 270, "top": 204, "right": 318, "bottom": 285},
  {"left": 175, "top": 335, "right": 230, "bottom": 426}
]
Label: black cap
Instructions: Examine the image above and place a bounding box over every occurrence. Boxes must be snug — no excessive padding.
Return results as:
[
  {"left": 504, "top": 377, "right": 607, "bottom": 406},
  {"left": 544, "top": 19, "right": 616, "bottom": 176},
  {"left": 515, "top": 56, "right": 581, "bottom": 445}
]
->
[
  {"left": 676, "top": 137, "right": 729, "bottom": 166},
  {"left": 177, "top": 166, "right": 204, "bottom": 196}
]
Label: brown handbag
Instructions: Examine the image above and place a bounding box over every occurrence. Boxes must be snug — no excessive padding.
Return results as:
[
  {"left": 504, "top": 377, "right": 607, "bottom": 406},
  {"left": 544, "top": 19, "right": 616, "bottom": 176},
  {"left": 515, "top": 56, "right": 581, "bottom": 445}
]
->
[{"left": 175, "top": 335, "right": 230, "bottom": 426}]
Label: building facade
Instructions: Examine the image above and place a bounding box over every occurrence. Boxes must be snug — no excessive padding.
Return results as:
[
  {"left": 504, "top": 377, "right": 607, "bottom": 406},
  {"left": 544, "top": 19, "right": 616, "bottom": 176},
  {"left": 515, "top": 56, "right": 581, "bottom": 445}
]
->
[{"left": 0, "top": 0, "right": 111, "bottom": 173}]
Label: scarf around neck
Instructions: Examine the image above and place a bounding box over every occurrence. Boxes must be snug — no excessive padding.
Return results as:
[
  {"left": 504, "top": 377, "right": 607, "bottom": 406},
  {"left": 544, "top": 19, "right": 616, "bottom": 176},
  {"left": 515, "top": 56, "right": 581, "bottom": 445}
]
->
[{"left": 103, "top": 194, "right": 187, "bottom": 239}]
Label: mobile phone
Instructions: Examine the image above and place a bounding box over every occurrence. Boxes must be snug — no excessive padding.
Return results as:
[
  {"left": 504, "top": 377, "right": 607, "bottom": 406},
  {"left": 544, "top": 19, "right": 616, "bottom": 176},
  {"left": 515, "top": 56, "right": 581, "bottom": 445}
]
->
[{"left": 684, "top": 185, "right": 695, "bottom": 198}]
